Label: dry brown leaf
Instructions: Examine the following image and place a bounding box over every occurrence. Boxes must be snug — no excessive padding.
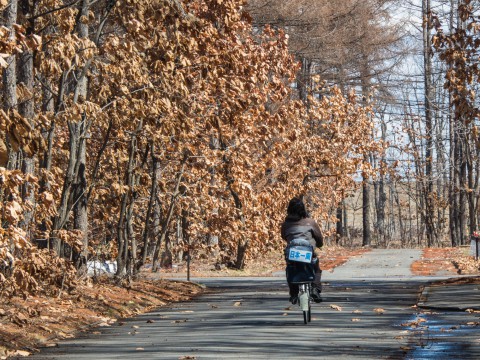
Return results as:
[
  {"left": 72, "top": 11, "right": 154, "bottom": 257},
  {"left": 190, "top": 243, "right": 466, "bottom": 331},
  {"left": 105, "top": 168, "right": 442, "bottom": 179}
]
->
[
  {"left": 11, "top": 350, "right": 30, "bottom": 357},
  {"left": 373, "top": 308, "right": 385, "bottom": 314},
  {"left": 330, "top": 304, "right": 342, "bottom": 311},
  {"left": 466, "top": 309, "right": 480, "bottom": 313}
]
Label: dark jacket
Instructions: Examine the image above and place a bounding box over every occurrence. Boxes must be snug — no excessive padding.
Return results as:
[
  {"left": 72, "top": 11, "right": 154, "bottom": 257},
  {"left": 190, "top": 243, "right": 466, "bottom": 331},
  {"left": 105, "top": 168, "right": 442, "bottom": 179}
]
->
[{"left": 281, "top": 215, "right": 323, "bottom": 249}]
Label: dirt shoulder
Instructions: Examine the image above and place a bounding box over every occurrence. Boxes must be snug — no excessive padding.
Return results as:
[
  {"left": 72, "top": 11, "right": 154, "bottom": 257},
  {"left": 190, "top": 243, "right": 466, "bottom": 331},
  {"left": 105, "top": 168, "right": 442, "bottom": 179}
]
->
[
  {"left": 411, "top": 247, "right": 480, "bottom": 276},
  {"left": 0, "top": 279, "right": 203, "bottom": 359}
]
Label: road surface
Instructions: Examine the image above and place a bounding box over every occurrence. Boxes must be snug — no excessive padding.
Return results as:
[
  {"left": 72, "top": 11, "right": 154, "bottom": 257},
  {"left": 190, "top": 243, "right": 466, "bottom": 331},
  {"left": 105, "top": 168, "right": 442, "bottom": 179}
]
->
[{"left": 27, "top": 249, "right": 480, "bottom": 359}]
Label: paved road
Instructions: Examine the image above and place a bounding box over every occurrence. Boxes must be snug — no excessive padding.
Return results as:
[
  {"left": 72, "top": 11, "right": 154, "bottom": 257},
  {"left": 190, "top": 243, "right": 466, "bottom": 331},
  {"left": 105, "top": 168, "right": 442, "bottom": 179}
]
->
[{"left": 27, "top": 250, "right": 480, "bottom": 359}]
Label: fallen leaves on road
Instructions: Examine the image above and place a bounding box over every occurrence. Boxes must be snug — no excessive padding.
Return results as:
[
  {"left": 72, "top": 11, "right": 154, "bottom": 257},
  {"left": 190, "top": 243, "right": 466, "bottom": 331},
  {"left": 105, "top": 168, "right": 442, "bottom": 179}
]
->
[
  {"left": 401, "top": 318, "right": 427, "bottom": 328},
  {"left": 466, "top": 308, "right": 480, "bottom": 313},
  {"left": 330, "top": 304, "right": 342, "bottom": 311},
  {"left": 351, "top": 318, "right": 360, "bottom": 322},
  {"left": 233, "top": 301, "right": 242, "bottom": 307},
  {"left": 374, "top": 308, "right": 385, "bottom": 314}
]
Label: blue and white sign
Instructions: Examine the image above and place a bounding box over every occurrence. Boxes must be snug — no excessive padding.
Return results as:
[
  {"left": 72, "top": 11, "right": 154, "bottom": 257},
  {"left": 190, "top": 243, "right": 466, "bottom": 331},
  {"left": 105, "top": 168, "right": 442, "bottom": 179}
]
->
[{"left": 288, "top": 248, "right": 313, "bottom": 263}]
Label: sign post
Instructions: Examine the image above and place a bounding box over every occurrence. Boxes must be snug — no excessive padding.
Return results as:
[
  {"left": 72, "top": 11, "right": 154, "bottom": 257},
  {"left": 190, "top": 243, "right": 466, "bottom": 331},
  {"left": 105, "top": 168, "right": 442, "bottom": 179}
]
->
[{"left": 471, "top": 235, "right": 480, "bottom": 261}]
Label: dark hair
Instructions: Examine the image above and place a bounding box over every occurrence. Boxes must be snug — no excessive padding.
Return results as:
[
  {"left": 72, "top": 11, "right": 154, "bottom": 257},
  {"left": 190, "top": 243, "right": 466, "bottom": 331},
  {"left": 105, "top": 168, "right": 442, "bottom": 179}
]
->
[{"left": 286, "top": 197, "right": 308, "bottom": 219}]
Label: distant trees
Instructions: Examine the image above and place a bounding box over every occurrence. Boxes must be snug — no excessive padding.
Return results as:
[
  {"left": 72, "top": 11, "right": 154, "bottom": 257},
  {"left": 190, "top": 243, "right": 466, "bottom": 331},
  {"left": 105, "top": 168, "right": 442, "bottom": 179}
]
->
[
  {"left": 248, "top": 0, "right": 404, "bottom": 245},
  {"left": 248, "top": 0, "right": 480, "bottom": 249},
  {"left": 431, "top": 0, "right": 480, "bottom": 246}
]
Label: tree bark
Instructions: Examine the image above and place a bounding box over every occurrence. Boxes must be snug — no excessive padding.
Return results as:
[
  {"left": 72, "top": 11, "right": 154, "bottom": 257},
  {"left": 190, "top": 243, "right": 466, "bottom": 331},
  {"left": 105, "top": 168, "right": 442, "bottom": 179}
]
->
[
  {"left": 116, "top": 121, "right": 142, "bottom": 277},
  {"left": 362, "top": 161, "right": 371, "bottom": 247},
  {"left": 422, "top": 0, "right": 437, "bottom": 247},
  {"left": 73, "top": 0, "right": 90, "bottom": 258},
  {"left": 336, "top": 203, "right": 343, "bottom": 244},
  {"left": 3, "top": 0, "right": 18, "bottom": 170},
  {"left": 360, "top": 56, "right": 371, "bottom": 247},
  {"left": 139, "top": 145, "right": 158, "bottom": 270},
  {"left": 152, "top": 159, "right": 186, "bottom": 272},
  {"left": 17, "top": 2, "right": 35, "bottom": 232}
]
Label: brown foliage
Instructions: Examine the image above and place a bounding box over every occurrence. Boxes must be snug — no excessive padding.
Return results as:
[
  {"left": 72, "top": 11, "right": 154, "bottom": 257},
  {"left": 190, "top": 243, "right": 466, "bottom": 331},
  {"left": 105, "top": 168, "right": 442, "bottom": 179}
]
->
[{"left": 0, "top": 0, "right": 383, "bottom": 295}]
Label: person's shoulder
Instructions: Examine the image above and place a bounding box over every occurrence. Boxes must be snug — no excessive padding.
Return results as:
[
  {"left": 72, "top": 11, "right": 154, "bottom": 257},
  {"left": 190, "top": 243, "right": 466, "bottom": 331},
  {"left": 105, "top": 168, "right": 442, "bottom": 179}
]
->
[{"left": 303, "top": 217, "right": 319, "bottom": 226}]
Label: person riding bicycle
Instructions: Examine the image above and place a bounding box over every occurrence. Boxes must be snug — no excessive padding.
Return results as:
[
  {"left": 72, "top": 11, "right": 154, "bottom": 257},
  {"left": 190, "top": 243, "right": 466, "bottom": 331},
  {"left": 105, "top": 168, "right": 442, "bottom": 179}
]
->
[{"left": 281, "top": 197, "right": 323, "bottom": 304}]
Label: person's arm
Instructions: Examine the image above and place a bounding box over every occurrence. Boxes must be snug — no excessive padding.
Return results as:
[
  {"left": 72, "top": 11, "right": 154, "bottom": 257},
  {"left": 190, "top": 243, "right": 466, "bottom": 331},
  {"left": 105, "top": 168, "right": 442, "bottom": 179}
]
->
[{"left": 309, "top": 219, "right": 323, "bottom": 248}]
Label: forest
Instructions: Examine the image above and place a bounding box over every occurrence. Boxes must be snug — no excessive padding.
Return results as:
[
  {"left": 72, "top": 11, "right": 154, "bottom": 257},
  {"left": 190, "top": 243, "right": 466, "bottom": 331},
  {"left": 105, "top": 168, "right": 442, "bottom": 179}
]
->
[{"left": 0, "top": 0, "right": 479, "bottom": 297}]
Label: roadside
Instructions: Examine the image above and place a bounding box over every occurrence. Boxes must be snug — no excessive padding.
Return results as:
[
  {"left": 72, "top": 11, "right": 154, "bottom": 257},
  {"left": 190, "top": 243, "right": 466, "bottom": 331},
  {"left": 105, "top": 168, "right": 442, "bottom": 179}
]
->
[
  {"left": 411, "top": 246, "right": 480, "bottom": 310},
  {"left": 418, "top": 276, "right": 480, "bottom": 310},
  {"left": 411, "top": 247, "right": 480, "bottom": 276},
  {"left": 0, "top": 279, "right": 203, "bottom": 359}
]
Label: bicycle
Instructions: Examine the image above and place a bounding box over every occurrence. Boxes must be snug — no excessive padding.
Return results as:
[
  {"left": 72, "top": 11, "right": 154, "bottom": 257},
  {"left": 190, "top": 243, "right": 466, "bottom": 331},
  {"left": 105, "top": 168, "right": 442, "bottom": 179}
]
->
[{"left": 285, "top": 238, "right": 317, "bottom": 324}]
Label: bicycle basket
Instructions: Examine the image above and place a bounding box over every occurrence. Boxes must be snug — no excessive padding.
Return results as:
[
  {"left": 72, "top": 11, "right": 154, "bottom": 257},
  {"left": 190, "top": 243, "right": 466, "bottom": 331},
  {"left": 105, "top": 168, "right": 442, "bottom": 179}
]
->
[{"left": 286, "top": 261, "right": 315, "bottom": 284}]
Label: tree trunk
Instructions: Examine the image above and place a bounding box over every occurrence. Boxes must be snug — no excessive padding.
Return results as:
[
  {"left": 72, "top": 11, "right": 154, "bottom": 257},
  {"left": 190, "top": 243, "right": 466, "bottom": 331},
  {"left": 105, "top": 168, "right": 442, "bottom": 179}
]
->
[
  {"left": 376, "top": 120, "right": 387, "bottom": 245},
  {"left": 360, "top": 52, "right": 371, "bottom": 247},
  {"left": 3, "top": 0, "right": 18, "bottom": 170},
  {"left": 116, "top": 121, "right": 142, "bottom": 277},
  {"left": 297, "top": 57, "right": 311, "bottom": 104},
  {"left": 73, "top": 0, "right": 90, "bottom": 258},
  {"left": 422, "top": 0, "right": 437, "bottom": 247},
  {"left": 362, "top": 165, "right": 371, "bottom": 247},
  {"left": 152, "top": 160, "right": 186, "bottom": 272},
  {"left": 342, "top": 201, "right": 349, "bottom": 240},
  {"left": 18, "top": 47, "right": 35, "bottom": 231},
  {"left": 336, "top": 204, "right": 343, "bottom": 244},
  {"left": 140, "top": 147, "right": 158, "bottom": 269}
]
